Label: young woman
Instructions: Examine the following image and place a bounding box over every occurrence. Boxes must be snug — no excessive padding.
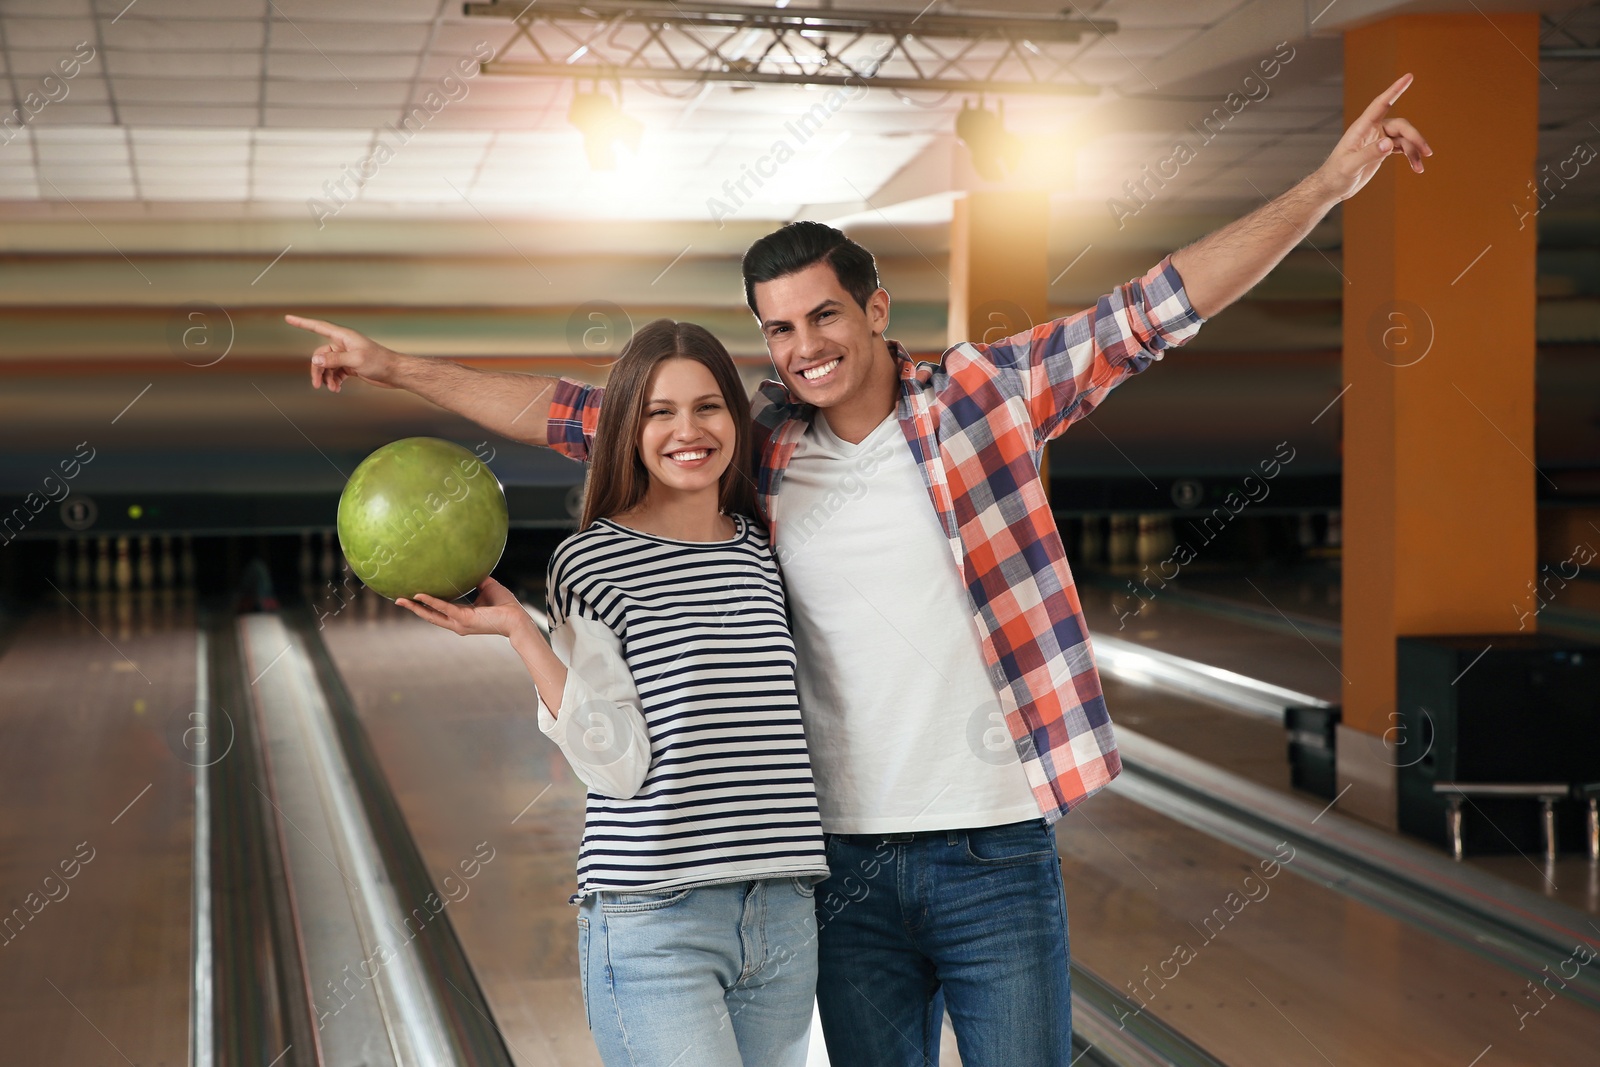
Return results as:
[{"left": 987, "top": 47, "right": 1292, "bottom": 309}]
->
[{"left": 396, "top": 319, "right": 827, "bottom": 1067}]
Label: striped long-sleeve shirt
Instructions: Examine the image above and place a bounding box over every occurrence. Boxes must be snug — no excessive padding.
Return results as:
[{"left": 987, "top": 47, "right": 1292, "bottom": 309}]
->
[
  {"left": 547, "top": 256, "right": 1205, "bottom": 823},
  {"left": 537, "top": 514, "right": 828, "bottom": 895}
]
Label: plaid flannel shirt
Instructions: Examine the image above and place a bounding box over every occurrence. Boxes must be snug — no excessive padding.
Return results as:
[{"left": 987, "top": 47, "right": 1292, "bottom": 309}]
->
[{"left": 546, "top": 254, "right": 1204, "bottom": 822}]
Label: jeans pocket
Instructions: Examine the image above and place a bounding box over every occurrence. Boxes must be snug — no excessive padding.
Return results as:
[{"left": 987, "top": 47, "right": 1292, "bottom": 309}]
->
[
  {"left": 791, "top": 876, "right": 816, "bottom": 898},
  {"left": 576, "top": 916, "right": 592, "bottom": 1031},
  {"left": 598, "top": 886, "right": 695, "bottom": 913},
  {"left": 964, "top": 820, "right": 1056, "bottom": 865}
]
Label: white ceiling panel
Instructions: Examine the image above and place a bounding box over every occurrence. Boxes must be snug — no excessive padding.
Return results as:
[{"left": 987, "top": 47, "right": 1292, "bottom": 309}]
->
[
  {"left": 30, "top": 76, "right": 112, "bottom": 103},
  {"left": 264, "top": 79, "right": 410, "bottom": 107},
  {"left": 132, "top": 127, "right": 252, "bottom": 146},
  {"left": 252, "top": 126, "right": 371, "bottom": 144},
  {"left": 137, "top": 164, "right": 249, "bottom": 181},
  {"left": 104, "top": 50, "right": 253, "bottom": 78},
  {"left": 116, "top": 106, "right": 258, "bottom": 125},
  {"left": 37, "top": 160, "right": 132, "bottom": 181},
  {"left": 106, "top": 18, "right": 266, "bottom": 51},
  {"left": 269, "top": 23, "right": 433, "bottom": 55},
  {"left": 24, "top": 104, "right": 116, "bottom": 123},
  {"left": 3, "top": 17, "right": 96, "bottom": 50},
  {"left": 0, "top": 0, "right": 1587, "bottom": 220},
  {"left": 272, "top": 0, "right": 441, "bottom": 20},
  {"left": 261, "top": 107, "right": 405, "bottom": 127},
  {"left": 92, "top": 0, "right": 267, "bottom": 18},
  {"left": 32, "top": 124, "right": 124, "bottom": 145},
  {"left": 418, "top": 108, "right": 545, "bottom": 130},
  {"left": 140, "top": 182, "right": 243, "bottom": 198},
  {"left": 7, "top": 47, "right": 101, "bottom": 75},
  {"left": 114, "top": 77, "right": 260, "bottom": 105},
  {"left": 265, "top": 52, "right": 416, "bottom": 80},
  {"left": 34, "top": 181, "right": 133, "bottom": 198},
  {"left": 8, "top": 0, "right": 95, "bottom": 15}
]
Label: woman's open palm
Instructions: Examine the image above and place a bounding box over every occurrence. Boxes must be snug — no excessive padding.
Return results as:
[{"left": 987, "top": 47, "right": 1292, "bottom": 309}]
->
[{"left": 398, "top": 577, "right": 532, "bottom": 640}]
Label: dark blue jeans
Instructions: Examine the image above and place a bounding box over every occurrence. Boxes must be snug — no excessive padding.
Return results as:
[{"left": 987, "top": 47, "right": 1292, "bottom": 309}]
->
[{"left": 814, "top": 819, "right": 1073, "bottom": 1067}]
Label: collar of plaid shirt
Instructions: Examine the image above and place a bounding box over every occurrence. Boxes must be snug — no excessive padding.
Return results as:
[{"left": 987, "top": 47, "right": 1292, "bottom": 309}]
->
[{"left": 548, "top": 254, "right": 1202, "bottom": 822}]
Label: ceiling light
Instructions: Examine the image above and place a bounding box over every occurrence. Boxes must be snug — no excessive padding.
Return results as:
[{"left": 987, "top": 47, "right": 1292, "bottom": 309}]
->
[
  {"left": 567, "top": 89, "right": 643, "bottom": 170},
  {"left": 955, "top": 98, "right": 1022, "bottom": 182}
]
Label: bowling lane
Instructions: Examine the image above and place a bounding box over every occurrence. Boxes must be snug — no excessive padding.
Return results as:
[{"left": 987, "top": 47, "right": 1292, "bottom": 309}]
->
[
  {"left": 0, "top": 590, "right": 197, "bottom": 1065},
  {"left": 1079, "top": 572, "right": 1343, "bottom": 706},
  {"left": 314, "top": 592, "right": 603, "bottom": 1067},
  {"left": 1081, "top": 572, "right": 1600, "bottom": 915},
  {"left": 319, "top": 585, "right": 1600, "bottom": 1067},
  {"left": 1057, "top": 786, "right": 1600, "bottom": 1066},
  {"left": 1156, "top": 565, "right": 1343, "bottom": 624}
]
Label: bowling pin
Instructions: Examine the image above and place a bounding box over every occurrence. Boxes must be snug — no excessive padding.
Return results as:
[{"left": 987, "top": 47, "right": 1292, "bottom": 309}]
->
[
  {"left": 137, "top": 536, "right": 154, "bottom": 590},
  {"left": 1135, "top": 515, "right": 1156, "bottom": 565},
  {"left": 55, "top": 538, "right": 72, "bottom": 587},
  {"left": 114, "top": 537, "right": 132, "bottom": 592},
  {"left": 180, "top": 533, "right": 195, "bottom": 587},
  {"left": 299, "top": 531, "right": 314, "bottom": 587},
  {"left": 1326, "top": 509, "right": 1342, "bottom": 548},
  {"left": 95, "top": 536, "right": 112, "bottom": 590},
  {"left": 321, "top": 530, "right": 336, "bottom": 585},
  {"left": 1080, "top": 515, "right": 1104, "bottom": 565},
  {"left": 1156, "top": 515, "right": 1175, "bottom": 561},
  {"left": 75, "top": 538, "right": 92, "bottom": 589},
  {"left": 159, "top": 535, "right": 176, "bottom": 588},
  {"left": 1108, "top": 514, "right": 1135, "bottom": 566},
  {"left": 137, "top": 574, "right": 154, "bottom": 634},
  {"left": 1298, "top": 512, "right": 1316, "bottom": 550}
]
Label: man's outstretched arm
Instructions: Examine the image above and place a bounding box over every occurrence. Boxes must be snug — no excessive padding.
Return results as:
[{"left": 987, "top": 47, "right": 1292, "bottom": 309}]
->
[
  {"left": 1171, "top": 72, "right": 1432, "bottom": 318},
  {"left": 285, "top": 314, "right": 563, "bottom": 447}
]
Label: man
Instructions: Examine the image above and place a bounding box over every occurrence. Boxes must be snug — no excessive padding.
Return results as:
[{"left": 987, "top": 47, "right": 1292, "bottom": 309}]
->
[{"left": 289, "top": 74, "right": 1429, "bottom": 1064}]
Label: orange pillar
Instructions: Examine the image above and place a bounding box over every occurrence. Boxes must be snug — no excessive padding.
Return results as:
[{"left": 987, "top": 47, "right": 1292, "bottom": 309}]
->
[
  {"left": 1337, "top": 14, "right": 1539, "bottom": 828},
  {"left": 949, "top": 190, "right": 1049, "bottom": 349},
  {"left": 950, "top": 191, "right": 1052, "bottom": 486}
]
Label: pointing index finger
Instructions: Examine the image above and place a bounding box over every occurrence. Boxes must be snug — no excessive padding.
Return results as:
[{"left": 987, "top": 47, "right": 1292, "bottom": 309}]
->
[
  {"left": 1361, "top": 73, "right": 1413, "bottom": 126},
  {"left": 284, "top": 313, "right": 347, "bottom": 341}
]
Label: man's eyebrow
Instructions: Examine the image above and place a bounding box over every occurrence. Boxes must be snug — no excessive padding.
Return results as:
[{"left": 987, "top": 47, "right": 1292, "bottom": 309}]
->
[{"left": 761, "top": 298, "right": 843, "bottom": 330}]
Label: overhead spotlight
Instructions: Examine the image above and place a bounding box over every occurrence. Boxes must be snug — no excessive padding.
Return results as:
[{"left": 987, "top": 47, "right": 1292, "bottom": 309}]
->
[
  {"left": 955, "top": 98, "right": 1022, "bottom": 182},
  {"left": 567, "top": 87, "right": 643, "bottom": 170}
]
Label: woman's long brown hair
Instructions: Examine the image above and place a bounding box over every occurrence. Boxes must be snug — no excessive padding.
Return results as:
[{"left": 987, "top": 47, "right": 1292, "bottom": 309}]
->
[{"left": 580, "top": 318, "right": 756, "bottom": 531}]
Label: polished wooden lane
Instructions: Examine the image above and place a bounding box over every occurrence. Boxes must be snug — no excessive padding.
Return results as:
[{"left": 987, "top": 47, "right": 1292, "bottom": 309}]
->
[
  {"left": 317, "top": 593, "right": 603, "bottom": 1067},
  {"left": 319, "top": 591, "right": 1600, "bottom": 1066},
  {"left": 1057, "top": 787, "right": 1600, "bottom": 1066},
  {"left": 0, "top": 591, "right": 195, "bottom": 1066},
  {"left": 1080, "top": 575, "right": 1344, "bottom": 705},
  {"left": 1086, "top": 587, "right": 1600, "bottom": 917}
]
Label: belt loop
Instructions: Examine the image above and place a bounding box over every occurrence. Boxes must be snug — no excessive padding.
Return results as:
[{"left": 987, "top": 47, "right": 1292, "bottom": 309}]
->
[{"left": 947, "top": 829, "right": 959, "bottom": 846}]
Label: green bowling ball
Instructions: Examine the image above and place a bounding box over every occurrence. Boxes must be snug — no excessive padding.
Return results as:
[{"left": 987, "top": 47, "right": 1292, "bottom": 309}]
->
[{"left": 337, "top": 437, "right": 508, "bottom": 601}]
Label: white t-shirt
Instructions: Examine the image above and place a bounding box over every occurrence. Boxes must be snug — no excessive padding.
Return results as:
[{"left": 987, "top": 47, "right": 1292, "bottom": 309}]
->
[{"left": 775, "top": 410, "right": 1040, "bottom": 834}]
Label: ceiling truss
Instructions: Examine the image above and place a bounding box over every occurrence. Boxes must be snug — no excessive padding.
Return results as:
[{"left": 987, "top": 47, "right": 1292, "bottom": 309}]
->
[{"left": 463, "top": 1, "right": 1115, "bottom": 96}]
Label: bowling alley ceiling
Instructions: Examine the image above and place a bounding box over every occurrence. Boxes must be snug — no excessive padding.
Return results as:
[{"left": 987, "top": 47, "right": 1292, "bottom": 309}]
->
[{"left": 0, "top": 0, "right": 1593, "bottom": 225}]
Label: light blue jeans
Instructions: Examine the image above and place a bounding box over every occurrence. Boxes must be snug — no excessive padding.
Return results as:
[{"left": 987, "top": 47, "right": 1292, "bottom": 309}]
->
[{"left": 577, "top": 877, "right": 819, "bottom": 1067}]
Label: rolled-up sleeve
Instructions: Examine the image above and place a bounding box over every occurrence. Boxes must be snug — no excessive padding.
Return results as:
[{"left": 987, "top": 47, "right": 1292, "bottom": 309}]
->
[
  {"left": 546, "top": 377, "right": 606, "bottom": 463},
  {"left": 537, "top": 613, "right": 652, "bottom": 799},
  {"left": 976, "top": 254, "right": 1205, "bottom": 443}
]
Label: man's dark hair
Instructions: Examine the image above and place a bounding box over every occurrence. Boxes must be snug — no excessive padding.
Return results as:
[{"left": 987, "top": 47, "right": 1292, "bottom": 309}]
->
[{"left": 741, "top": 220, "right": 880, "bottom": 316}]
